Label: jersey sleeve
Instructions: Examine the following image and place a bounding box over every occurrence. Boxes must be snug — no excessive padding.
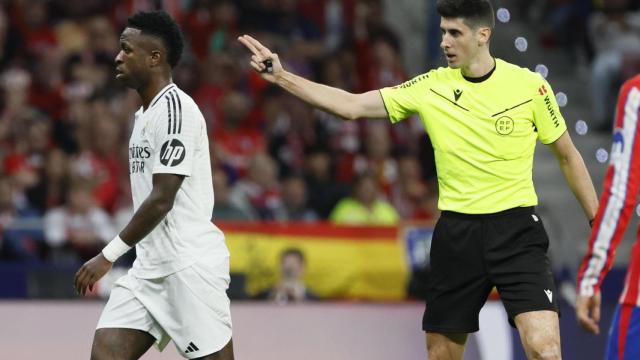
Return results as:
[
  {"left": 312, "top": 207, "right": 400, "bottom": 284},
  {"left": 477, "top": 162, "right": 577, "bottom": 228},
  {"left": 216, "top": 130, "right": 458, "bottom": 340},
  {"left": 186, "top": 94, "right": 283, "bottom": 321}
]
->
[
  {"left": 379, "top": 72, "right": 432, "bottom": 123},
  {"left": 531, "top": 77, "right": 567, "bottom": 144},
  {"left": 577, "top": 77, "right": 640, "bottom": 297},
  {"left": 150, "top": 92, "right": 201, "bottom": 176}
]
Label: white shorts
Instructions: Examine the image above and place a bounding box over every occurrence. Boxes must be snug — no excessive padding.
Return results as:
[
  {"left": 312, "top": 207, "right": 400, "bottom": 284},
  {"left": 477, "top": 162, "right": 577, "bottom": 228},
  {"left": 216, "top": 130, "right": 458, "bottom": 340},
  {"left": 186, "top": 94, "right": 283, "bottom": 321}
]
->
[{"left": 97, "top": 258, "right": 232, "bottom": 359}]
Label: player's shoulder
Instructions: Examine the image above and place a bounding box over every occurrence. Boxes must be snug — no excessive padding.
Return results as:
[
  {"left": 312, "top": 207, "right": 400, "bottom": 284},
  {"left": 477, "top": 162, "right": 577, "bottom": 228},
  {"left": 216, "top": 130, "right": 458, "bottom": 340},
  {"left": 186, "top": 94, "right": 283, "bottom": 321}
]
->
[
  {"left": 425, "top": 65, "right": 457, "bottom": 81},
  {"left": 172, "top": 86, "right": 200, "bottom": 111},
  {"left": 390, "top": 67, "right": 448, "bottom": 90},
  {"left": 151, "top": 85, "right": 202, "bottom": 120},
  {"left": 156, "top": 85, "right": 198, "bottom": 110},
  {"left": 497, "top": 59, "right": 543, "bottom": 83},
  {"left": 495, "top": 59, "right": 550, "bottom": 98}
]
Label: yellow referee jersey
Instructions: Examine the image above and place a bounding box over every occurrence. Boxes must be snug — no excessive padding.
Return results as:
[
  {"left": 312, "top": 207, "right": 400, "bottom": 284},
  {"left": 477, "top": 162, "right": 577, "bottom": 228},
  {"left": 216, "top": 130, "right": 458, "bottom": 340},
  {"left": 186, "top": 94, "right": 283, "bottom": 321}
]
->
[{"left": 380, "top": 58, "right": 566, "bottom": 214}]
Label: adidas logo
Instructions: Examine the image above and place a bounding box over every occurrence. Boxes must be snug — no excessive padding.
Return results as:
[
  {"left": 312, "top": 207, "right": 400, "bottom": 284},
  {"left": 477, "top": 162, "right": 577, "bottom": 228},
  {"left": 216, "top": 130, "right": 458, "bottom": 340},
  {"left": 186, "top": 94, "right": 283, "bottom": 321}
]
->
[
  {"left": 544, "top": 289, "right": 553, "bottom": 303},
  {"left": 185, "top": 341, "right": 200, "bottom": 354}
]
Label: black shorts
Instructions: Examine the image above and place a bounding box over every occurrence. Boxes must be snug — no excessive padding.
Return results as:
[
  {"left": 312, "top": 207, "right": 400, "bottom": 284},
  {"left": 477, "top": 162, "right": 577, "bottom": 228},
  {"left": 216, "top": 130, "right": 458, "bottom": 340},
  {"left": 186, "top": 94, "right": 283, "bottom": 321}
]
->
[{"left": 423, "top": 206, "right": 558, "bottom": 333}]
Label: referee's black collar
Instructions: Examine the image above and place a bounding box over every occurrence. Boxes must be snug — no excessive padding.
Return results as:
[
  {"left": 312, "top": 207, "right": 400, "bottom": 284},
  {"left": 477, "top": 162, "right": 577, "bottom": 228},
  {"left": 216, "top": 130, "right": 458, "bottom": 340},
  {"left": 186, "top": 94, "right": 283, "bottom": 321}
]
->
[{"left": 462, "top": 59, "right": 496, "bottom": 83}]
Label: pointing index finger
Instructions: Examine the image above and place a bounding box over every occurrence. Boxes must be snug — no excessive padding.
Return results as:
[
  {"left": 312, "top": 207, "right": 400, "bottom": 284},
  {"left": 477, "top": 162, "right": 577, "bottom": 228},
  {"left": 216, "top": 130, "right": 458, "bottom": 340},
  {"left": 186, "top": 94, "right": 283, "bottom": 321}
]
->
[
  {"left": 238, "top": 35, "right": 258, "bottom": 55},
  {"left": 240, "top": 35, "right": 271, "bottom": 57}
]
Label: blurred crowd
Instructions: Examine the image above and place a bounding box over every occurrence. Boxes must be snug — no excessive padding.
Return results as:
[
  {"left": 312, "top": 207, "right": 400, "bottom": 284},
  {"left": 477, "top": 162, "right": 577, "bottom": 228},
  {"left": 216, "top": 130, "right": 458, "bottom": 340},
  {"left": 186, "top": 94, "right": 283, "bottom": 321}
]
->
[
  {"left": 2, "top": 0, "right": 638, "bottom": 267},
  {"left": 524, "top": 0, "right": 640, "bottom": 130},
  {"left": 0, "top": 0, "right": 439, "bottom": 265}
]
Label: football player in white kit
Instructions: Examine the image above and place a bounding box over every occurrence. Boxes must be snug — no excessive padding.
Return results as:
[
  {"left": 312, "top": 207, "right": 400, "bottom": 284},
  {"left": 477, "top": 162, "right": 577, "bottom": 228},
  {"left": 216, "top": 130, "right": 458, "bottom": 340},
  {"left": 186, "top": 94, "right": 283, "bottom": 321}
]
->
[{"left": 74, "top": 10, "right": 234, "bottom": 359}]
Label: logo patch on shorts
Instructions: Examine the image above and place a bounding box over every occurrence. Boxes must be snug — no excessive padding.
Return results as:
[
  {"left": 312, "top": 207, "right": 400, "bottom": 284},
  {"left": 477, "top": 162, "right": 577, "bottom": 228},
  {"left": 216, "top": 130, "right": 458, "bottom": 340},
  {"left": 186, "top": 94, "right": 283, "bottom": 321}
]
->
[
  {"left": 532, "top": 214, "right": 539, "bottom": 222},
  {"left": 544, "top": 289, "right": 553, "bottom": 303}
]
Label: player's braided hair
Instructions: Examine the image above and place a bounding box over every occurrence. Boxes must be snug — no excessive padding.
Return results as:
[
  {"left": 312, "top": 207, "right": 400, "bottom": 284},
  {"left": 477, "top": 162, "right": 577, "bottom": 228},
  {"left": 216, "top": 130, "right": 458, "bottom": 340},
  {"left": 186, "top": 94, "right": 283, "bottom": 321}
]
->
[
  {"left": 127, "top": 10, "right": 184, "bottom": 68},
  {"left": 436, "top": 0, "right": 495, "bottom": 29}
]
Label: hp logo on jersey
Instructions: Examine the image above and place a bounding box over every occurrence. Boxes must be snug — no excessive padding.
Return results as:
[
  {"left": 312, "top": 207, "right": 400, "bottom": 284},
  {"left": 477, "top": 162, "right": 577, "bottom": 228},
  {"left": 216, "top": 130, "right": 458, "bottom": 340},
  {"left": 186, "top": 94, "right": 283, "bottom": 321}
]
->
[{"left": 160, "top": 139, "right": 186, "bottom": 167}]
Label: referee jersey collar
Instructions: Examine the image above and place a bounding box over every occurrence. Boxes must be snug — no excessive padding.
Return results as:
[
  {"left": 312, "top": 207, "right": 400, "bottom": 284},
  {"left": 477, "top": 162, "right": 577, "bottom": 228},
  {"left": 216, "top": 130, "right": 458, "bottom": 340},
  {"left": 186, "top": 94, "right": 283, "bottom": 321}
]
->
[{"left": 461, "top": 58, "right": 497, "bottom": 83}]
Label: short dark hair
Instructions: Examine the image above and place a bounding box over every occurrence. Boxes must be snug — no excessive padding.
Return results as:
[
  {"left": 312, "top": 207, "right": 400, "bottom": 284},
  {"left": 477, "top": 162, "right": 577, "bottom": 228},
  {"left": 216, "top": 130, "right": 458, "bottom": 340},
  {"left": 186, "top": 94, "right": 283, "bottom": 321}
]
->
[
  {"left": 281, "top": 248, "right": 305, "bottom": 264},
  {"left": 127, "top": 11, "right": 184, "bottom": 68},
  {"left": 436, "top": 0, "right": 495, "bottom": 29}
]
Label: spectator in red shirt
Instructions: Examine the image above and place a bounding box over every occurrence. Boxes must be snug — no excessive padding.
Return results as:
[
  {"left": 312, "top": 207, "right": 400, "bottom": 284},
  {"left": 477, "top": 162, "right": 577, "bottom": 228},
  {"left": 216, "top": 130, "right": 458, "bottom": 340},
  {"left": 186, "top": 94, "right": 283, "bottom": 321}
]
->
[{"left": 213, "top": 91, "right": 266, "bottom": 177}]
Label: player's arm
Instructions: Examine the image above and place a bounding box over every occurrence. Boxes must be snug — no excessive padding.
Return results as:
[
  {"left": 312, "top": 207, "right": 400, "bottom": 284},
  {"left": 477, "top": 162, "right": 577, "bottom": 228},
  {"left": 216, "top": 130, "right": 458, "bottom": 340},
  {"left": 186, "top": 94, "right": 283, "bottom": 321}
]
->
[
  {"left": 533, "top": 77, "right": 598, "bottom": 221},
  {"left": 238, "top": 35, "right": 388, "bottom": 120},
  {"left": 547, "top": 131, "right": 598, "bottom": 221},
  {"left": 118, "top": 174, "right": 183, "bottom": 244},
  {"left": 575, "top": 77, "right": 640, "bottom": 334},
  {"left": 74, "top": 174, "right": 183, "bottom": 295}
]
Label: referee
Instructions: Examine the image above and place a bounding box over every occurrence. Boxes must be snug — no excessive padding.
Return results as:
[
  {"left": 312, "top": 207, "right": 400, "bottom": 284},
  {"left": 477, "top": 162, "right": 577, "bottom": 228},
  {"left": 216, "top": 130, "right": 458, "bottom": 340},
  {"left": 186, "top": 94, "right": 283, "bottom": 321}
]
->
[{"left": 239, "top": 0, "right": 598, "bottom": 359}]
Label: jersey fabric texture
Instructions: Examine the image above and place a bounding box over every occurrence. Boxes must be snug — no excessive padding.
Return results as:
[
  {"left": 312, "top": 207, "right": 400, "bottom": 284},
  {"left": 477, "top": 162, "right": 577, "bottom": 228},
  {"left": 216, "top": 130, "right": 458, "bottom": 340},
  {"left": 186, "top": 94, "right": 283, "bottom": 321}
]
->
[
  {"left": 577, "top": 76, "right": 640, "bottom": 305},
  {"left": 423, "top": 207, "right": 558, "bottom": 332},
  {"left": 380, "top": 58, "right": 567, "bottom": 214},
  {"left": 605, "top": 304, "right": 640, "bottom": 360},
  {"left": 577, "top": 75, "right": 640, "bottom": 360},
  {"left": 128, "top": 83, "right": 228, "bottom": 279}
]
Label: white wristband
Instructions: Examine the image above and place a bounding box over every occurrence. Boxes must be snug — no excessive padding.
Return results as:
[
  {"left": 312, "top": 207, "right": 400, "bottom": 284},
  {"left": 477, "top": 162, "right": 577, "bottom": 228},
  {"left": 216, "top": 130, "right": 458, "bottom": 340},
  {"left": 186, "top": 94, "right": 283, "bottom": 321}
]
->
[{"left": 102, "top": 235, "right": 132, "bottom": 263}]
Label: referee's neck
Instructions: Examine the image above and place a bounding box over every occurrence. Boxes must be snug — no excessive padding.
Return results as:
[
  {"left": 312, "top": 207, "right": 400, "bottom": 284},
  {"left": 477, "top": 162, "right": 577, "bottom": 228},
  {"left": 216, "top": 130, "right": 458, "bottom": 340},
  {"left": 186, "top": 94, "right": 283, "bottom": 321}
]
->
[{"left": 460, "top": 51, "right": 495, "bottom": 79}]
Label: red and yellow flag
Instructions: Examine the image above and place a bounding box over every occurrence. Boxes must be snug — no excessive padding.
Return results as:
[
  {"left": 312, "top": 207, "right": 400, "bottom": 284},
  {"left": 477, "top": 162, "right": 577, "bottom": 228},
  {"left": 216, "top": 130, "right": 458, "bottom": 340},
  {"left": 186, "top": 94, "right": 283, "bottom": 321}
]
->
[{"left": 219, "top": 222, "right": 410, "bottom": 300}]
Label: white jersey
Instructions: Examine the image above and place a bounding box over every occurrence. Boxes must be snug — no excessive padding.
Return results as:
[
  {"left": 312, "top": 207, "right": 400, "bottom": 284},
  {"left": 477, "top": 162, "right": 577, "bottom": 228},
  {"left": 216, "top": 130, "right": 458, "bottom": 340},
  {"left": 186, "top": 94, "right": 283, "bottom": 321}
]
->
[{"left": 127, "top": 83, "right": 228, "bottom": 279}]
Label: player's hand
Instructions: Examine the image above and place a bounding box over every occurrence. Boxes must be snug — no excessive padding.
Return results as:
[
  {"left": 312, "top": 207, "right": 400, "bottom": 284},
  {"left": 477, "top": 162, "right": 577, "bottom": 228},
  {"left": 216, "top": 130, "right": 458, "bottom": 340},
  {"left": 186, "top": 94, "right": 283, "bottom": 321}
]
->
[
  {"left": 237, "top": 35, "right": 283, "bottom": 82},
  {"left": 74, "top": 253, "right": 113, "bottom": 296},
  {"left": 575, "top": 291, "right": 601, "bottom": 334}
]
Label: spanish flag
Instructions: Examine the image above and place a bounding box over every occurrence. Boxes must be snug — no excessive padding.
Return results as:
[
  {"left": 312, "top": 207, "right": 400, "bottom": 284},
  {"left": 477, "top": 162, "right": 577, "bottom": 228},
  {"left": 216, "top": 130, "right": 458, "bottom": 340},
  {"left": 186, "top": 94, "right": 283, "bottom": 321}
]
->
[{"left": 219, "top": 222, "right": 409, "bottom": 300}]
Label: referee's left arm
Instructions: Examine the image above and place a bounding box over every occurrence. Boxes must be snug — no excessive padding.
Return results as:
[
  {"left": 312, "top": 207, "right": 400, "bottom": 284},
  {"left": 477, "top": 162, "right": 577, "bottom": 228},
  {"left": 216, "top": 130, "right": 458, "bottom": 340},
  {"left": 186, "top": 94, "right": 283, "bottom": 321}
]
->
[{"left": 547, "top": 131, "right": 599, "bottom": 221}]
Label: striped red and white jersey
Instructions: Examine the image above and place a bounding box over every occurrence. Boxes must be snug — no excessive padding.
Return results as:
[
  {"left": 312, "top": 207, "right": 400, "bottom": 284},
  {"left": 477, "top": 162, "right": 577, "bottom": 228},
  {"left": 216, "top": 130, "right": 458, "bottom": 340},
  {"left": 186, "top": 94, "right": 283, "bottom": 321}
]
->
[{"left": 577, "top": 75, "right": 640, "bottom": 305}]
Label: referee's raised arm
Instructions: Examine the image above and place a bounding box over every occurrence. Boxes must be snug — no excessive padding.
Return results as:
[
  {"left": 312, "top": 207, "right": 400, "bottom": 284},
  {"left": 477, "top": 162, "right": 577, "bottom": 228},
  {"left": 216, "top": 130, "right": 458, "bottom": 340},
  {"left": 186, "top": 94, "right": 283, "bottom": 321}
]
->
[{"left": 238, "top": 34, "right": 388, "bottom": 121}]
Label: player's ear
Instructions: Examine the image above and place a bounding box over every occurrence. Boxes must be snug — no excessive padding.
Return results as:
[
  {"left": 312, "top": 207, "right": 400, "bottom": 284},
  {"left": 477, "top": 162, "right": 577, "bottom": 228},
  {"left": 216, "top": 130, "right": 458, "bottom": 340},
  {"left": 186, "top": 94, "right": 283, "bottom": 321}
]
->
[
  {"left": 477, "top": 27, "right": 491, "bottom": 46},
  {"left": 149, "top": 49, "right": 162, "bottom": 67}
]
